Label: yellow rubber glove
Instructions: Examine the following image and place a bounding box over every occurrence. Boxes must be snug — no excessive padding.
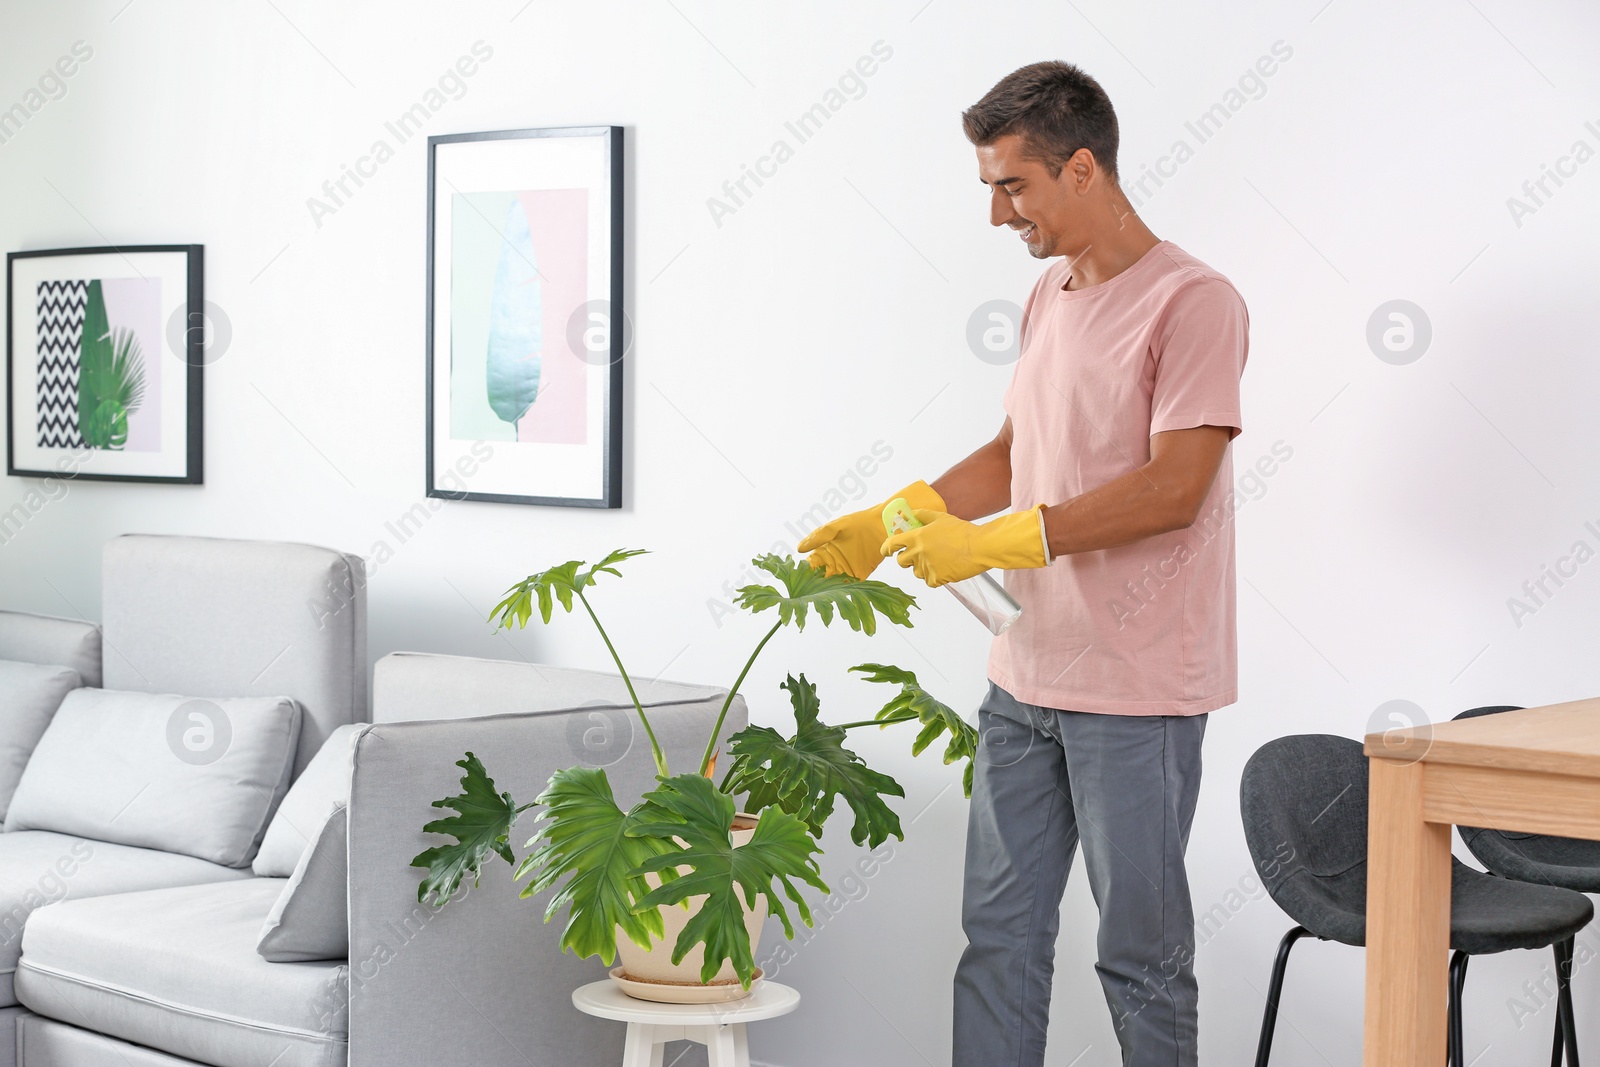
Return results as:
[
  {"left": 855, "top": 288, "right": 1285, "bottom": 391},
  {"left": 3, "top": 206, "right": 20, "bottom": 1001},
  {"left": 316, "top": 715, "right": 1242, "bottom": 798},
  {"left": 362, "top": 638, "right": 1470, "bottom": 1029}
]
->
[
  {"left": 881, "top": 506, "right": 1049, "bottom": 587},
  {"left": 798, "top": 480, "right": 946, "bottom": 579}
]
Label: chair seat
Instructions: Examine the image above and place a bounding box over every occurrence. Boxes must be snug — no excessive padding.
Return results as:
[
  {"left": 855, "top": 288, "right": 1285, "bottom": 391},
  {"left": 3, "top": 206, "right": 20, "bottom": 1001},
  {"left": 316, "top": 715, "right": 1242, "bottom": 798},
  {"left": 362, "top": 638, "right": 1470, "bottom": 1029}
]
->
[
  {"left": 1276, "top": 858, "right": 1593, "bottom": 955},
  {"left": 1462, "top": 827, "right": 1600, "bottom": 894},
  {"left": 15, "top": 879, "right": 347, "bottom": 1067},
  {"left": 0, "top": 831, "right": 249, "bottom": 1006}
]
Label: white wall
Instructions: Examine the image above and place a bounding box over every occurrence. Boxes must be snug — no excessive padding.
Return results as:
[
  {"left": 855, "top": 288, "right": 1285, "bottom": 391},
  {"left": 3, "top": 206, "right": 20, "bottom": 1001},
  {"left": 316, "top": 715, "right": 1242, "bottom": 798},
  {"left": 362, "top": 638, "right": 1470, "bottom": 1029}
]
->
[{"left": 3, "top": 1, "right": 1598, "bottom": 1063}]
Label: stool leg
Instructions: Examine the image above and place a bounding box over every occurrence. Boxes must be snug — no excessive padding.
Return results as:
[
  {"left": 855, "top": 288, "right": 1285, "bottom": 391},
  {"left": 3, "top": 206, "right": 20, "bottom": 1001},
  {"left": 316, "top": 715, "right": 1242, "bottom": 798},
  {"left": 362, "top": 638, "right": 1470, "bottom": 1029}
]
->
[
  {"left": 622, "top": 1022, "right": 665, "bottom": 1067},
  {"left": 1554, "top": 937, "right": 1580, "bottom": 1067},
  {"left": 703, "top": 1022, "right": 749, "bottom": 1067}
]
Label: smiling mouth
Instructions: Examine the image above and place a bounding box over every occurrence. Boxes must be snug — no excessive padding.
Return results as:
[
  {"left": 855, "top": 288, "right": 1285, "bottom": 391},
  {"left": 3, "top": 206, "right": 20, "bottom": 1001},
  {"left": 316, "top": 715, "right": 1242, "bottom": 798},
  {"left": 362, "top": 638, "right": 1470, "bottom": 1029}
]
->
[{"left": 1015, "top": 224, "right": 1036, "bottom": 241}]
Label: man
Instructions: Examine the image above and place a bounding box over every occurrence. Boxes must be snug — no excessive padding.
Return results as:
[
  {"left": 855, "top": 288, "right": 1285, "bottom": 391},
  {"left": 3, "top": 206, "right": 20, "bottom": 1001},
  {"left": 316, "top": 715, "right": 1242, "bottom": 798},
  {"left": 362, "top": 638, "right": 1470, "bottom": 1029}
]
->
[{"left": 798, "top": 62, "right": 1248, "bottom": 1066}]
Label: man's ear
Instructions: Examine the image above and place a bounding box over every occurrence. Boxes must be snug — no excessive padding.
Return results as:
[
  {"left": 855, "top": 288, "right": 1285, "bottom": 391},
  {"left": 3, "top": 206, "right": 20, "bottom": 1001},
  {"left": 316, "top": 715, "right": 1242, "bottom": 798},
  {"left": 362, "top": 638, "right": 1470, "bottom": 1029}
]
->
[{"left": 1067, "top": 148, "right": 1096, "bottom": 190}]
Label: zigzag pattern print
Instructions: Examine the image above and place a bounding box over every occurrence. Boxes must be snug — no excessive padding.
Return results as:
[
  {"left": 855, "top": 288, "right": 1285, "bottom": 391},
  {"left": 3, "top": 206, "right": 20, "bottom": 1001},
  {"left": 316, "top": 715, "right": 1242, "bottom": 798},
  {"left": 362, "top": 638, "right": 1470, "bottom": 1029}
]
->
[{"left": 35, "top": 279, "right": 86, "bottom": 449}]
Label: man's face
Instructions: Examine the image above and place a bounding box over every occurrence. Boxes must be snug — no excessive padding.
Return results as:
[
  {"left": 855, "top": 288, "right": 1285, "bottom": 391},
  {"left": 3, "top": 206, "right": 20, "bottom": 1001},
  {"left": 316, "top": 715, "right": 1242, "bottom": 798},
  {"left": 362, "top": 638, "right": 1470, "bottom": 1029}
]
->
[{"left": 976, "top": 133, "right": 1082, "bottom": 260}]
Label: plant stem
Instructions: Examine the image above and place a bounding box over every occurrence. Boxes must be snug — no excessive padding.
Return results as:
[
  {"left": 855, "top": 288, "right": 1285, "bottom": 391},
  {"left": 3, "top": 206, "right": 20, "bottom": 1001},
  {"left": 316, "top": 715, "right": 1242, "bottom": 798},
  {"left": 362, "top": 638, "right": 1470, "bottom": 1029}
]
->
[
  {"left": 577, "top": 588, "right": 668, "bottom": 778},
  {"left": 698, "top": 619, "right": 782, "bottom": 777}
]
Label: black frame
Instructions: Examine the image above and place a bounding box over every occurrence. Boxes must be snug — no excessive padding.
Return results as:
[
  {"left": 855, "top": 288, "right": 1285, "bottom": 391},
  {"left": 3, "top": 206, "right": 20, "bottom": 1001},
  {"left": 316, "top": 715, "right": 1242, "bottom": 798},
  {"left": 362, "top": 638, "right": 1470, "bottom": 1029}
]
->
[
  {"left": 424, "top": 126, "right": 624, "bottom": 508},
  {"left": 6, "top": 243, "right": 203, "bottom": 484}
]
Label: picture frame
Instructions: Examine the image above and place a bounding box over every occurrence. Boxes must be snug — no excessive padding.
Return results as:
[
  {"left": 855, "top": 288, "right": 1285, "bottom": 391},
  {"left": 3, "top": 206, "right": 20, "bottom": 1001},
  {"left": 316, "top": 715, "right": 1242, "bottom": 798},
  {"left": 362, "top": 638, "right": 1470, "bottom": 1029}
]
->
[
  {"left": 425, "top": 126, "right": 624, "bottom": 508},
  {"left": 6, "top": 244, "right": 203, "bottom": 484}
]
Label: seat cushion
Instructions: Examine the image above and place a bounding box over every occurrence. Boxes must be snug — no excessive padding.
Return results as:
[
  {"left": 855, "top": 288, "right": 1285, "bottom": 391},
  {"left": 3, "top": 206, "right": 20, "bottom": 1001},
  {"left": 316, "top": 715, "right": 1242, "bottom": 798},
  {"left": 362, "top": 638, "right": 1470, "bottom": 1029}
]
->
[
  {"left": 1461, "top": 824, "right": 1600, "bottom": 894},
  {"left": 18, "top": 1014, "right": 205, "bottom": 1066},
  {"left": 1271, "top": 856, "right": 1593, "bottom": 954},
  {"left": 0, "top": 831, "right": 248, "bottom": 1007},
  {"left": 16, "top": 879, "right": 346, "bottom": 1067}
]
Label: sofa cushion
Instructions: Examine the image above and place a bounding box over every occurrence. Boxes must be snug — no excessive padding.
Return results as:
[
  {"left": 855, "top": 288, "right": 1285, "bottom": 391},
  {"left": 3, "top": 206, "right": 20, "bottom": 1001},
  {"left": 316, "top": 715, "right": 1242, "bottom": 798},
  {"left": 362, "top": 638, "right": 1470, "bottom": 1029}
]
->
[
  {"left": 0, "top": 831, "right": 249, "bottom": 1007},
  {"left": 19, "top": 1014, "right": 208, "bottom": 1066},
  {"left": 258, "top": 805, "right": 347, "bottom": 962},
  {"left": 0, "top": 611, "right": 101, "bottom": 688},
  {"left": 7, "top": 689, "right": 301, "bottom": 868},
  {"left": 16, "top": 879, "right": 347, "bottom": 1067},
  {"left": 255, "top": 724, "right": 366, "bottom": 877},
  {"left": 0, "top": 660, "right": 79, "bottom": 818}
]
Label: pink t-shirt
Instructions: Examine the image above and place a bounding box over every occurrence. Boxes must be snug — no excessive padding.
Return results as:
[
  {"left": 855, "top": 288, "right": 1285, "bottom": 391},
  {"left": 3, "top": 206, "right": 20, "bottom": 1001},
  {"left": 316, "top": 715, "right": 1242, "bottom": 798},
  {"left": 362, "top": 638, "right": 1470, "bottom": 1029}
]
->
[{"left": 987, "top": 241, "right": 1248, "bottom": 716}]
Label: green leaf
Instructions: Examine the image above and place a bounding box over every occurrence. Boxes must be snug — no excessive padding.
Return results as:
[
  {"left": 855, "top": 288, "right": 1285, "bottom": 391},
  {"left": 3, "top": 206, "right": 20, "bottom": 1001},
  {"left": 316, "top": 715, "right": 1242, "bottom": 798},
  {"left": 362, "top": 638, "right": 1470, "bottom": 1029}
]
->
[
  {"left": 851, "top": 663, "right": 979, "bottom": 797},
  {"left": 106, "top": 327, "right": 146, "bottom": 413},
  {"left": 733, "top": 555, "right": 916, "bottom": 635},
  {"left": 411, "top": 753, "right": 530, "bottom": 905},
  {"left": 516, "top": 766, "right": 683, "bottom": 964},
  {"left": 629, "top": 773, "right": 829, "bottom": 986},
  {"left": 76, "top": 281, "right": 114, "bottom": 448},
  {"left": 722, "top": 674, "right": 904, "bottom": 848},
  {"left": 85, "top": 399, "right": 128, "bottom": 450},
  {"left": 490, "top": 549, "right": 649, "bottom": 629}
]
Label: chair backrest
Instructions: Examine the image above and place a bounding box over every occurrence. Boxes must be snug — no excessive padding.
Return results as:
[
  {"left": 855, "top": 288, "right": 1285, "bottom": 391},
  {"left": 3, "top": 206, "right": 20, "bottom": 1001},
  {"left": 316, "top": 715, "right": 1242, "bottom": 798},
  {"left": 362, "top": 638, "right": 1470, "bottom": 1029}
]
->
[
  {"left": 1240, "top": 734, "right": 1370, "bottom": 895},
  {"left": 1454, "top": 704, "right": 1525, "bottom": 721},
  {"left": 100, "top": 534, "right": 368, "bottom": 775},
  {"left": 0, "top": 609, "right": 101, "bottom": 685}
]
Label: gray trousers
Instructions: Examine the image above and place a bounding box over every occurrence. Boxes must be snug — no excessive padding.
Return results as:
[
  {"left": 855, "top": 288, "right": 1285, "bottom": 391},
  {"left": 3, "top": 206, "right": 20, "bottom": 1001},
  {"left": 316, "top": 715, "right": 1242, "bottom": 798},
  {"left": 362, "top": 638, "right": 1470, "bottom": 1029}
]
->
[{"left": 953, "top": 682, "right": 1207, "bottom": 1067}]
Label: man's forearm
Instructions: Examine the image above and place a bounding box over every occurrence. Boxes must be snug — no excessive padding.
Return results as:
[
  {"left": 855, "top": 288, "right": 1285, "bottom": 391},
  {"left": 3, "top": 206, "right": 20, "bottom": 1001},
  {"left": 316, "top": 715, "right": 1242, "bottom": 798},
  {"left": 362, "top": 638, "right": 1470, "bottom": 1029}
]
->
[
  {"left": 930, "top": 438, "right": 1013, "bottom": 521},
  {"left": 1041, "top": 464, "right": 1199, "bottom": 557}
]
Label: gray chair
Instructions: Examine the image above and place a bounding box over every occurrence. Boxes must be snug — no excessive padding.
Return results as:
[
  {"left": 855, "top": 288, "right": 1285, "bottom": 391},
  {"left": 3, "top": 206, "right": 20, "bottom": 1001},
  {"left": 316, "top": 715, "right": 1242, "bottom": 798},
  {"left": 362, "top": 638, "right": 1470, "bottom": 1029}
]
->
[
  {"left": 1454, "top": 705, "right": 1598, "bottom": 1067},
  {"left": 1240, "top": 734, "right": 1592, "bottom": 1067}
]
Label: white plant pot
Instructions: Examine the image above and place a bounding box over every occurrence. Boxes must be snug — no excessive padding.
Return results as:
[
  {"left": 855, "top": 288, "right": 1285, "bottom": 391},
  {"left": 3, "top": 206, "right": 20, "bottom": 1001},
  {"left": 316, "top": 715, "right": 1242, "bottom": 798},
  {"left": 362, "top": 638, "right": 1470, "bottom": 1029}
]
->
[{"left": 613, "top": 813, "right": 767, "bottom": 1002}]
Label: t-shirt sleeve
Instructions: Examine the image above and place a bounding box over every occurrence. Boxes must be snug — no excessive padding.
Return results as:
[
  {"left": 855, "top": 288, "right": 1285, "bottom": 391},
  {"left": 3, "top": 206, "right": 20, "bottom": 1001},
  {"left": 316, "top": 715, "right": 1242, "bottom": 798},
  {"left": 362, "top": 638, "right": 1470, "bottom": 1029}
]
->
[{"left": 1148, "top": 276, "right": 1249, "bottom": 441}]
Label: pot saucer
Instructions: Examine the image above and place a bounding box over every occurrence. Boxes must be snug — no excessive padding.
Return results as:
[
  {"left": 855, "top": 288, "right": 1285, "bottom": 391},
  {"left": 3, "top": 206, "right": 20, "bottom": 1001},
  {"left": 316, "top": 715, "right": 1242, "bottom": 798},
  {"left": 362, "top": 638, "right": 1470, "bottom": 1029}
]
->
[{"left": 609, "top": 965, "right": 763, "bottom": 1004}]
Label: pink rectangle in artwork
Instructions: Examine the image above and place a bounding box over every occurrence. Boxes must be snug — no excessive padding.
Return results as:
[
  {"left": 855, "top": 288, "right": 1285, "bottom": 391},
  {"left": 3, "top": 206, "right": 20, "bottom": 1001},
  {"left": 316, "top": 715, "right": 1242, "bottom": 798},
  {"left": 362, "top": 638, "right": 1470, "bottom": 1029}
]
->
[{"left": 517, "top": 188, "right": 589, "bottom": 445}]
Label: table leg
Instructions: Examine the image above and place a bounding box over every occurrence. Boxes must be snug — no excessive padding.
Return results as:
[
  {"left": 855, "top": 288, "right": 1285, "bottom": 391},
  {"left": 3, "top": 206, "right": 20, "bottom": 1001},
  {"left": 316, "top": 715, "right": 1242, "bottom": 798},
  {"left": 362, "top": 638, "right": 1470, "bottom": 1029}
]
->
[
  {"left": 622, "top": 1022, "right": 666, "bottom": 1067},
  {"left": 1364, "top": 757, "right": 1452, "bottom": 1067}
]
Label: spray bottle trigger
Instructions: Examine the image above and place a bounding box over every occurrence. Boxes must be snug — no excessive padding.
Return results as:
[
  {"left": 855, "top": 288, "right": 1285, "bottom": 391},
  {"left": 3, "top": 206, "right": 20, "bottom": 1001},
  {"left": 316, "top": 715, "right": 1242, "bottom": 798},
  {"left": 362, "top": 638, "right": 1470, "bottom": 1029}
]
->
[{"left": 881, "top": 497, "right": 922, "bottom": 537}]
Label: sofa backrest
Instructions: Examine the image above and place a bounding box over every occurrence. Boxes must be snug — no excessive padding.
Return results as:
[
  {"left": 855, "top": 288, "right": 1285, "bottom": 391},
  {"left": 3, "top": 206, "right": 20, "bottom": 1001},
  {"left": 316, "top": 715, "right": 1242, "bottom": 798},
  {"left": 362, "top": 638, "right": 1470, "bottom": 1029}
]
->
[
  {"left": 0, "top": 610, "right": 101, "bottom": 686},
  {"left": 100, "top": 534, "right": 367, "bottom": 775},
  {"left": 349, "top": 651, "right": 748, "bottom": 1067},
  {"left": 372, "top": 650, "right": 735, "bottom": 723}
]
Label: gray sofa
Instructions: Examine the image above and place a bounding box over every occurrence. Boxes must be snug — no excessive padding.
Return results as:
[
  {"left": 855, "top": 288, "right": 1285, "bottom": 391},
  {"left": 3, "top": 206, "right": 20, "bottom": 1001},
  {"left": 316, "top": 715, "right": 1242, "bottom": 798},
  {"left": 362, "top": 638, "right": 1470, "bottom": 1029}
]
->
[
  {"left": 1, "top": 539, "right": 746, "bottom": 1067},
  {"left": 0, "top": 534, "right": 366, "bottom": 1067}
]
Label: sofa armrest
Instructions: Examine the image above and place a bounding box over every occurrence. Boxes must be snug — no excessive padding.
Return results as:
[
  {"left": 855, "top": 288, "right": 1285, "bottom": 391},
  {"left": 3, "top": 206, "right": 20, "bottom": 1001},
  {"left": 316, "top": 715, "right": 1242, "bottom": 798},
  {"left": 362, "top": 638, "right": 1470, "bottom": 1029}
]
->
[{"left": 346, "top": 692, "right": 745, "bottom": 1067}]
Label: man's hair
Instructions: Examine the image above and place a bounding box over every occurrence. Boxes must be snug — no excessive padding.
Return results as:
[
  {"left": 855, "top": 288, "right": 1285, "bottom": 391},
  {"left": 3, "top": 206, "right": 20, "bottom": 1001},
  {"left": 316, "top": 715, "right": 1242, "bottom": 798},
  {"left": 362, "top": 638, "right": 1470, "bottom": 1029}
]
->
[{"left": 962, "top": 61, "right": 1120, "bottom": 181}]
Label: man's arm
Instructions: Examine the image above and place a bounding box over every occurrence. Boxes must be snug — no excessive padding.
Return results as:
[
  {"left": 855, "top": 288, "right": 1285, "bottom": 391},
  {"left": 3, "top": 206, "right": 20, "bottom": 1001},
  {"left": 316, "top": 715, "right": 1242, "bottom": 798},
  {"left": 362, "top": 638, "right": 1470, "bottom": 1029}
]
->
[
  {"left": 930, "top": 417, "right": 1015, "bottom": 521},
  {"left": 1041, "top": 425, "right": 1232, "bottom": 557}
]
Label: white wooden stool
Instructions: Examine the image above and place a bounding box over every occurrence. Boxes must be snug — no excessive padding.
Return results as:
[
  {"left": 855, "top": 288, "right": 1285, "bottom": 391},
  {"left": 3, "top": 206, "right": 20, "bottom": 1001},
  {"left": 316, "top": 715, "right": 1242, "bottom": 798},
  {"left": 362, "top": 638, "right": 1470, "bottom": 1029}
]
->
[{"left": 571, "top": 979, "right": 800, "bottom": 1067}]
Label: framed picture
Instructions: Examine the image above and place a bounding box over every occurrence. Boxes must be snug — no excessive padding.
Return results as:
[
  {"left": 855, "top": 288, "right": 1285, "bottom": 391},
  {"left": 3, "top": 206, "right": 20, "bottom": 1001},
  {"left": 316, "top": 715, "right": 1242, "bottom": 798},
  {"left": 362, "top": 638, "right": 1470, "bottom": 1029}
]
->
[
  {"left": 425, "top": 126, "right": 624, "bottom": 508},
  {"left": 7, "top": 244, "right": 203, "bottom": 484}
]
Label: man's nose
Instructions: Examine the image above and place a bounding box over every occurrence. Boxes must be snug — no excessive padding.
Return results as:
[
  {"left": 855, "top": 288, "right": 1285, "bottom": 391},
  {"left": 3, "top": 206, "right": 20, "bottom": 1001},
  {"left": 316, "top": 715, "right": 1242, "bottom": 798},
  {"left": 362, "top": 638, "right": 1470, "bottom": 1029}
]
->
[{"left": 989, "top": 188, "right": 1014, "bottom": 228}]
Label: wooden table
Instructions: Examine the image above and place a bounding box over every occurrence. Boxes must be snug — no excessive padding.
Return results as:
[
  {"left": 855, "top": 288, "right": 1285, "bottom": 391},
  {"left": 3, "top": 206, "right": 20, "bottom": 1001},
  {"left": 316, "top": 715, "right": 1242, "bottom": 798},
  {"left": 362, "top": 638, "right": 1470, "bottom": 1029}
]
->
[{"left": 1363, "top": 696, "right": 1600, "bottom": 1066}]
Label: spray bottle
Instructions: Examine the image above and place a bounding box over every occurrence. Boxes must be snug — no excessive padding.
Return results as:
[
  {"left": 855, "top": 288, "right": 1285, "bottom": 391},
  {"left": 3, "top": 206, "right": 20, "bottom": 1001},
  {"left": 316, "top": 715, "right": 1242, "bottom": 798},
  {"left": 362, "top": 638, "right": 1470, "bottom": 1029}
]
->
[{"left": 881, "top": 498, "right": 1023, "bottom": 636}]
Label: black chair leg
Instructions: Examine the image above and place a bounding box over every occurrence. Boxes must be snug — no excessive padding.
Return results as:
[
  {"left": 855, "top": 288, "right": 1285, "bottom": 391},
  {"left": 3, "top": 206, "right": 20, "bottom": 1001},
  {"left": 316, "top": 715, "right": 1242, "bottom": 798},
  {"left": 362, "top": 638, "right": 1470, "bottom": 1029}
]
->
[
  {"left": 1448, "top": 951, "right": 1470, "bottom": 1067},
  {"left": 1554, "top": 937, "right": 1580, "bottom": 1067},
  {"left": 1254, "top": 926, "right": 1309, "bottom": 1067}
]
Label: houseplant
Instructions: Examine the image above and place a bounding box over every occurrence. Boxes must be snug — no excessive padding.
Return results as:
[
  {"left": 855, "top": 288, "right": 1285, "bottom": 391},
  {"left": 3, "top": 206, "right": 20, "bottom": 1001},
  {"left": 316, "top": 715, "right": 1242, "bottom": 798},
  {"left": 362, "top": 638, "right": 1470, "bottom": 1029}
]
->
[{"left": 410, "top": 549, "right": 976, "bottom": 997}]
